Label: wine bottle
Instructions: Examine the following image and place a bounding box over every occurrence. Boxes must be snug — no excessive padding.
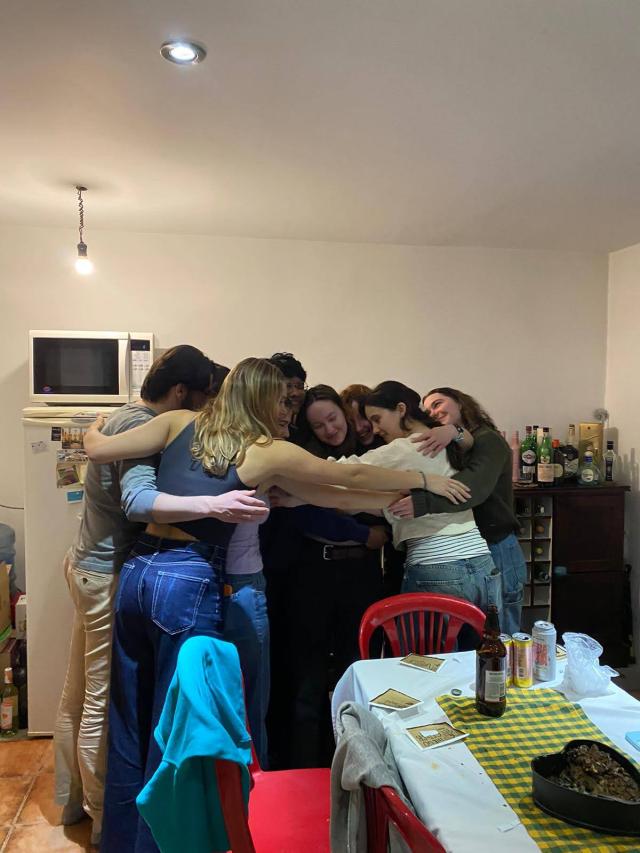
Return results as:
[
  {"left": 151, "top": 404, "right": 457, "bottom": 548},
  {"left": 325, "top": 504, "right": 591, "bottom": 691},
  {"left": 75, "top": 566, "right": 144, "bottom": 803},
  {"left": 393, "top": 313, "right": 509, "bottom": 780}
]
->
[
  {"left": 537, "top": 428, "right": 554, "bottom": 487},
  {"left": 1, "top": 668, "right": 18, "bottom": 738},
  {"left": 510, "top": 431, "right": 520, "bottom": 483},
  {"left": 552, "top": 439, "right": 564, "bottom": 485},
  {"left": 520, "top": 426, "right": 536, "bottom": 483}
]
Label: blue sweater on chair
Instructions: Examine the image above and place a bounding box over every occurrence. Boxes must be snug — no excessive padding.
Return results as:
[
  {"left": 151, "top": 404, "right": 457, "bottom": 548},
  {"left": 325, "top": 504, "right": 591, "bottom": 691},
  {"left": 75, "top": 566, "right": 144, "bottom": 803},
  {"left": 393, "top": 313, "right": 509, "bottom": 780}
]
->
[{"left": 136, "top": 635, "right": 252, "bottom": 853}]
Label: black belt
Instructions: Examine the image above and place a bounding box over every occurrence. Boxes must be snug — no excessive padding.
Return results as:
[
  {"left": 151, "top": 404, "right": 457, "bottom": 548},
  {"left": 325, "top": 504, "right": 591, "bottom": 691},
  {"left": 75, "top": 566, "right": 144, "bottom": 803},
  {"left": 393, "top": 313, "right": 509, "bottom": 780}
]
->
[{"left": 322, "top": 544, "right": 369, "bottom": 561}]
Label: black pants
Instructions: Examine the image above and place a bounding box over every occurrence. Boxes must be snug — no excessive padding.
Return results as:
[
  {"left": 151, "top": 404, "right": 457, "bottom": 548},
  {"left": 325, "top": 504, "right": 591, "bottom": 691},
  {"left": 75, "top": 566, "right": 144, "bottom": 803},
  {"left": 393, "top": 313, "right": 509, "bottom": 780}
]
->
[{"left": 287, "top": 539, "right": 384, "bottom": 768}]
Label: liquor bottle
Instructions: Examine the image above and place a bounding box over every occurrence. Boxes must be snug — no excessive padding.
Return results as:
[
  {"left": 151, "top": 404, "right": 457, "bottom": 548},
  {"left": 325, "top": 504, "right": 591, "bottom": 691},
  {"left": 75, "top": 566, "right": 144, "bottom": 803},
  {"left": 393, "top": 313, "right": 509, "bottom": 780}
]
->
[
  {"left": 561, "top": 424, "right": 579, "bottom": 481},
  {"left": 578, "top": 449, "right": 600, "bottom": 486},
  {"left": 532, "top": 425, "right": 540, "bottom": 450},
  {"left": 1, "top": 667, "right": 19, "bottom": 738},
  {"left": 537, "top": 428, "right": 554, "bottom": 487},
  {"left": 603, "top": 440, "right": 616, "bottom": 482},
  {"left": 510, "top": 431, "right": 520, "bottom": 483},
  {"left": 475, "top": 605, "right": 507, "bottom": 717},
  {"left": 552, "top": 439, "right": 565, "bottom": 486},
  {"left": 520, "top": 426, "right": 536, "bottom": 483}
]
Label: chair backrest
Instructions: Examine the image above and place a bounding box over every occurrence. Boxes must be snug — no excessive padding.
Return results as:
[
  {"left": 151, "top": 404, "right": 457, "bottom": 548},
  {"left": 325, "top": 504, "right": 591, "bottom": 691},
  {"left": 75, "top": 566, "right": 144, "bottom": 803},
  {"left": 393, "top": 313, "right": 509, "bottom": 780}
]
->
[
  {"left": 363, "top": 785, "right": 446, "bottom": 853},
  {"left": 359, "top": 592, "right": 486, "bottom": 659}
]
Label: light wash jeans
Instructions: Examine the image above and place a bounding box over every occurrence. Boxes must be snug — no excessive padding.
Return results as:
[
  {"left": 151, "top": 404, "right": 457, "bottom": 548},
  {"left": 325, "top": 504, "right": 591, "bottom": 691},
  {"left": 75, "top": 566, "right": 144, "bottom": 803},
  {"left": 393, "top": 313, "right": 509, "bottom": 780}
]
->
[
  {"left": 488, "top": 533, "right": 527, "bottom": 636},
  {"left": 402, "top": 553, "right": 501, "bottom": 615},
  {"left": 223, "top": 571, "right": 270, "bottom": 768},
  {"left": 54, "top": 555, "right": 118, "bottom": 836}
]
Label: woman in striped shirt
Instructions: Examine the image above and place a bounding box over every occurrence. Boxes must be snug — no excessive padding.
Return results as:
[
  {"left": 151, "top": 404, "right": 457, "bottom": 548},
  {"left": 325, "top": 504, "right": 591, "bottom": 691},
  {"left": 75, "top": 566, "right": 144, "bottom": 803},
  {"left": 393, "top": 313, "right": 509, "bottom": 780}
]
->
[{"left": 277, "top": 380, "right": 502, "bottom": 616}]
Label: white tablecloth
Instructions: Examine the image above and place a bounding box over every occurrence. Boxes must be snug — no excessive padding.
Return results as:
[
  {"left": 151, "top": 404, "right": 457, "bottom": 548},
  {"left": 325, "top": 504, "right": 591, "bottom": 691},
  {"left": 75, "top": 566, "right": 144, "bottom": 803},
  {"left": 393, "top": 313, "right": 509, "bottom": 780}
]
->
[{"left": 331, "top": 652, "right": 640, "bottom": 853}]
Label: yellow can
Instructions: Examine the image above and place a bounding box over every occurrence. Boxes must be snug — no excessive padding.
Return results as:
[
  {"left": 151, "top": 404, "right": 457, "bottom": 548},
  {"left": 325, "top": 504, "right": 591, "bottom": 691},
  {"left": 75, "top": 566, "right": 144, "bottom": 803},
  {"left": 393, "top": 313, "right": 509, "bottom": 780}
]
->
[
  {"left": 499, "top": 634, "right": 513, "bottom": 687},
  {"left": 512, "top": 632, "right": 533, "bottom": 687}
]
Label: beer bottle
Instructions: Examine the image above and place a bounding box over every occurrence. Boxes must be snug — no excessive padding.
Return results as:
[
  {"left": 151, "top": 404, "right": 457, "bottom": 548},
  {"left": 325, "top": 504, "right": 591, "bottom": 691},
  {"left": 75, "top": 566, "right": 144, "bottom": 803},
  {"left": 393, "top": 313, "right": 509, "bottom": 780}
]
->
[{"left": 475, "top": 605, "right": 507, "bottom": 717}]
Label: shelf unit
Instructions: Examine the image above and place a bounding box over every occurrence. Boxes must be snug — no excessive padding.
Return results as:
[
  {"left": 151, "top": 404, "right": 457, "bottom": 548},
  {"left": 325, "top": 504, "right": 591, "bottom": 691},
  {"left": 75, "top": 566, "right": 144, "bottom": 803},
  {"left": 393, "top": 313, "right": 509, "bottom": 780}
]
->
[
  {"left": 513, "top": 484, "right": 630, "bottom": 666},
  {"left": 515, "top": 491, "right": 553, "bottom": 633}
]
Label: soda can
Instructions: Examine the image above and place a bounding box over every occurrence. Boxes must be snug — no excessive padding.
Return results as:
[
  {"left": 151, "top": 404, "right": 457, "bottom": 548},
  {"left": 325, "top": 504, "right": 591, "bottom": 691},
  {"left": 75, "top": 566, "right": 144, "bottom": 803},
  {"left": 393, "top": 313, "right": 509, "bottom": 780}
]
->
[
  {"left": 499, "top": 634, "right": 513, "bottom": 686},
  {"left": 512, "top": 632, "right": 533, "bottom": 687},
  {"left": 532, "top": 620, "right": 557, "bottom": 682}
]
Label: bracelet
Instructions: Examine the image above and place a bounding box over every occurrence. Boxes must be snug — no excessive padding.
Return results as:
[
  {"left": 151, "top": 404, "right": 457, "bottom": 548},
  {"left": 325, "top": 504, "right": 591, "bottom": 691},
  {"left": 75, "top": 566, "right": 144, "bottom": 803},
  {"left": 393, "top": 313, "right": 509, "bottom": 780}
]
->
[{"left": 420, "top": 471, "right": 428, "bottom": 490}]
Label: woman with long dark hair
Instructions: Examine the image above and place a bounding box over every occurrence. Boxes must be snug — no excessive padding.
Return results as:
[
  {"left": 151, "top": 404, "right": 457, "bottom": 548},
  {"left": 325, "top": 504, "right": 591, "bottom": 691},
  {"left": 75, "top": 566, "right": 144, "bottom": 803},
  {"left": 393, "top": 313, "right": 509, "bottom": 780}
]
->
[
  {"left": 390, "top": 386, "right": 525, "bottom": 635},
  {"left": 282, "top": 381, "right": 500, "bottom": 607}
]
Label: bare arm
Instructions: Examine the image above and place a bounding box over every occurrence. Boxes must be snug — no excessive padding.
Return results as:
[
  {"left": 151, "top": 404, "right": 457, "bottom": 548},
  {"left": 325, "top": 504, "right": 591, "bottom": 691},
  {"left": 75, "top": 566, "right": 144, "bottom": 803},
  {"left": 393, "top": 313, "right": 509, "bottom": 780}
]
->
[
  {"left": 271, "top": 476, "right": 405, "bottom": 512},
  {"left": 411, "top": 424, "right": 474, "bottom": 457},
  {"left": 240, "top": 440, "right": 424, "bottom": 491},
  {"left": 152, "top": 491, "right": 269, "bottom": 523},
  {"left": 84, "top": 410, "right": 195, "bottom": 463}
]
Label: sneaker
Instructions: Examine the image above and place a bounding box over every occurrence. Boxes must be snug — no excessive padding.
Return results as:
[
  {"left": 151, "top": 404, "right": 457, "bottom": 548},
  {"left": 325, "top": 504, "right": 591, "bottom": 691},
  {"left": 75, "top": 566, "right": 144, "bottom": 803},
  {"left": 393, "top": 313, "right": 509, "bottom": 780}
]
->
[{"left": 61, "top": 802, "right": 86, "bottom": 825}]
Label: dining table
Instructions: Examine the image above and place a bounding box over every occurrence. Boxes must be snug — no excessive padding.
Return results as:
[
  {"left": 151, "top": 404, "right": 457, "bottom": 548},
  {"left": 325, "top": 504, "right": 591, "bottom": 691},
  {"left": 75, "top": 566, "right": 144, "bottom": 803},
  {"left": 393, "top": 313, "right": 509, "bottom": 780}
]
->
[{"left": 331, "top": 650, "right": 640, "bottom": 852}]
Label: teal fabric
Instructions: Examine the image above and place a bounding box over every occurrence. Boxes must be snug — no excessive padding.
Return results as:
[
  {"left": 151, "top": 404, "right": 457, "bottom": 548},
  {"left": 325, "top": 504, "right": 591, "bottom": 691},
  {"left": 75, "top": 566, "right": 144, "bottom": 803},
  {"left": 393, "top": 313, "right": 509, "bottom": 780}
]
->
[{"left": 136, "top": 636, "right": 252, "bottom": 853}]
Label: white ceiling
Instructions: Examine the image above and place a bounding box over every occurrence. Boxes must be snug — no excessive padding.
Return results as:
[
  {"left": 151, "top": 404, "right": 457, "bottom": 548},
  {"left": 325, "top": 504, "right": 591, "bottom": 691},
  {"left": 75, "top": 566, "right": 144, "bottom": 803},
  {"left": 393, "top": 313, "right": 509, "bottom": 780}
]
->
[{"left": 3, "top": 0, "right": 640, "bottom": 251}]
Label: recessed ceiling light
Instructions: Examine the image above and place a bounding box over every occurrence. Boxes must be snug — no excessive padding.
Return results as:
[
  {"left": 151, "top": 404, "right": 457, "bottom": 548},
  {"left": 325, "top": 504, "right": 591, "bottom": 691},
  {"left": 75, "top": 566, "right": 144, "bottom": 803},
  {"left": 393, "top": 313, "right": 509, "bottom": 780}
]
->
[{"left": 160, "top": 40, "right": 207, "bottom": 65}]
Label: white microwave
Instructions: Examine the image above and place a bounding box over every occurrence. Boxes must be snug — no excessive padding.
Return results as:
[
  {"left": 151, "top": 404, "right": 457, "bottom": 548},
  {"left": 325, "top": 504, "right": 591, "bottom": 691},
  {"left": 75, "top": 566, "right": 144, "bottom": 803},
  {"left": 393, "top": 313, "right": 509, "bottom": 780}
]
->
[{"left": 29, "top": 330, "right": 154, "bottom": 404}]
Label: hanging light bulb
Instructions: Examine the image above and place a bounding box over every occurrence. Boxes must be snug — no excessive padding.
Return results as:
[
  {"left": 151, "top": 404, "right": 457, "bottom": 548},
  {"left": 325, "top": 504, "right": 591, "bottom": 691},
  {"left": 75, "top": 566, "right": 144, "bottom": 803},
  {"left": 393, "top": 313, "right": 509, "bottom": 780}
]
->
[{"left": 74, "top": 186, "right": 94, "bottom": 275}]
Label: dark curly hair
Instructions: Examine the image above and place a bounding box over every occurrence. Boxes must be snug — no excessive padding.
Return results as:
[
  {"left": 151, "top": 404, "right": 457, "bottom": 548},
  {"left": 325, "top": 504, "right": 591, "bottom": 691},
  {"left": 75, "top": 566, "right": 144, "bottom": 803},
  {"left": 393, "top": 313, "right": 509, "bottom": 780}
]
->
[{"left": 268, "top": 352, "right": 307, "bottom": 382}]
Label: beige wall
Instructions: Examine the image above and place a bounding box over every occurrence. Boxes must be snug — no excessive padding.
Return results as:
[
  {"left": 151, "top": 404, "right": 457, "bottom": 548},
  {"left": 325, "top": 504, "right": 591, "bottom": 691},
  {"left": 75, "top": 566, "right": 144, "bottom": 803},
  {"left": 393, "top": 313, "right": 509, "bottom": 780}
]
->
[
  {"left": 1, "top": 225, "right": 608, "bottom": 587},
  {"left": 606, "top": 243, "right": 640, "bottom": 662}
]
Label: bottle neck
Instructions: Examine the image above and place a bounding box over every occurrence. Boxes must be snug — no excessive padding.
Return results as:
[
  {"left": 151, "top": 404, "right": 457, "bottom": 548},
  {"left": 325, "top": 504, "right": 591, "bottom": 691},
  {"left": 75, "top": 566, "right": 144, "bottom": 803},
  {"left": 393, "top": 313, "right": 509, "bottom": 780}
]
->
[{"left": 483, "top": 609, "right": 500, "bottom": 637}]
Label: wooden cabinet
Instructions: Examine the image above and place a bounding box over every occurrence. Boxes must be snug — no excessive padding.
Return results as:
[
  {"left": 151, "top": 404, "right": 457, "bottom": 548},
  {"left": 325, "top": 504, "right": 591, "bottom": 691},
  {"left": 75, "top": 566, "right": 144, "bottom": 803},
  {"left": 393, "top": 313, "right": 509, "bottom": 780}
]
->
[{"left": 513, "top": 484, "right": 630, "bottom": 666}]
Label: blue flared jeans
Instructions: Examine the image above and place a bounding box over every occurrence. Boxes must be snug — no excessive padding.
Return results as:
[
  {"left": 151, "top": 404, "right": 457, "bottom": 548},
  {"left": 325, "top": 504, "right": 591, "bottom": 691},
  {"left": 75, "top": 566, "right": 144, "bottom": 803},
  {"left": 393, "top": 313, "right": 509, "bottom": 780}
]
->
[{"left": 100, "top": 535, "right": 224, "bottom": 853}]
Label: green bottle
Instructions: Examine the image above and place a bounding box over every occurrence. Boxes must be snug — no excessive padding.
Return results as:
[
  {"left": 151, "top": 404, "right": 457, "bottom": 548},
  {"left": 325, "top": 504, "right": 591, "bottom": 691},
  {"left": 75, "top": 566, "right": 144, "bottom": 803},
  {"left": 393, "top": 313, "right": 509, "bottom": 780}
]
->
[
  {"left": 1, "top": 667, "right": 19, "bottom": 738},
  {"left": 537, "top": 427, "right": 554, "bottom": 487}
]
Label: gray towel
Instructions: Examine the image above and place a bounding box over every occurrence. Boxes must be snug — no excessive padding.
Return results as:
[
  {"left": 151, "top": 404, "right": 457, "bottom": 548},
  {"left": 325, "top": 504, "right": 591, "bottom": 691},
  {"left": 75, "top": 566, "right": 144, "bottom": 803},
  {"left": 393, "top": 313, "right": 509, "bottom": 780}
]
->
[{"left": 330, "top": 701, "right": 413, "bottom": 853}]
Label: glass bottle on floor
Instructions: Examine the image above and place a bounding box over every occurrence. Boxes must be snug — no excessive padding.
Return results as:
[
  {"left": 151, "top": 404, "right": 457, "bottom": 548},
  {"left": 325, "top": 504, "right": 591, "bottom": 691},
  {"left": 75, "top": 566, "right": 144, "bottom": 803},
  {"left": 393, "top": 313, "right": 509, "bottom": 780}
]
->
[{"left": 1, "top": 667, "right": 19, "bottom": 738}]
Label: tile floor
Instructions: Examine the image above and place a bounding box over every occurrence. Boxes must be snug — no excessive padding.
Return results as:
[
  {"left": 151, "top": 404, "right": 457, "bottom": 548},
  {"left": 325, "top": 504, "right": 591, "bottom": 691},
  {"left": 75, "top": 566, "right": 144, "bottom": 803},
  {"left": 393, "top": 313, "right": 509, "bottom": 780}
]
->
[{"left": 0, "top": 738, "right": 93, "bottom": 852}]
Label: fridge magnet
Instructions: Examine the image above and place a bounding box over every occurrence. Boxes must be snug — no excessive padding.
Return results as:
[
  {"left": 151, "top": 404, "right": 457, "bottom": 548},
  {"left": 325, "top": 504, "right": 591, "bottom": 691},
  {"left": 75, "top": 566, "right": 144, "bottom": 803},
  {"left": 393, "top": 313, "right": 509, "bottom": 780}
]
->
[
  {"left": 66, "top": 490, "right": 84, "bottom": 503},
  {"left": 56, "top": 462, "right": 81, "bottom": 488},
  {"left": 61, "top": 428, "right": 86, "bottom": 450}
]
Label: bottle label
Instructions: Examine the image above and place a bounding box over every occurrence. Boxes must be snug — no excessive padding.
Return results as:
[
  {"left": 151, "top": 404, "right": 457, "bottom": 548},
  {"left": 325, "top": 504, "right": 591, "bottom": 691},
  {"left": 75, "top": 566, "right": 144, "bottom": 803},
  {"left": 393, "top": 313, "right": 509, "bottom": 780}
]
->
[
  {"left": 537, "top": 463, "right": 554, "bottom": 483},
  {"left": 553, "top": 463, "right": 564, "bottom": 478},
  {"left": 581, "top": 469, "right": 595, "bottom": 483},
  {"left": 522, "top": 450, "right": 536, "bottom": 465},
  {"left": 1, "top": 700, "right": 12, "bottom": 731},
  {"left": 484, "top": 669, "right": 506, "bottom": 702},
  {"left": 564, "top": 458, "right": 579, "bottom": 476}
]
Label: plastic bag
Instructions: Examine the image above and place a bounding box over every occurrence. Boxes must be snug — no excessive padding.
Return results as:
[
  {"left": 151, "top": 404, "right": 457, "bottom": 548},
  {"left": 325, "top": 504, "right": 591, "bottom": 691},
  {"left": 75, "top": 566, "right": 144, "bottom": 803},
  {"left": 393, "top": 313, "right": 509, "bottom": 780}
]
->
[{"left": 557, "top": 632, "right": 618, "bottom": 701}]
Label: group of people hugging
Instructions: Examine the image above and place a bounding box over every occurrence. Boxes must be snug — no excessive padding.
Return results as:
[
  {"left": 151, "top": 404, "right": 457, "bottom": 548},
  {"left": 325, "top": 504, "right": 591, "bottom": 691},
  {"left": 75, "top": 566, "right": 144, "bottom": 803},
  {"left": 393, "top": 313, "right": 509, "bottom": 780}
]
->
[{"left": 53, "top": 345, "right": 526, "bottom": 852}]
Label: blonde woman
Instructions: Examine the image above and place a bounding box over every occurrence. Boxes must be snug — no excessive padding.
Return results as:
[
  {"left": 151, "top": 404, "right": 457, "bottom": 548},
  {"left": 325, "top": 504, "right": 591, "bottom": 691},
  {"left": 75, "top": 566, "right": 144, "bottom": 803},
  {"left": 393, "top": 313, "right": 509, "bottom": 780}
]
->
[{"left": 83, "top": 357, "right": 443, "bottom": 853}]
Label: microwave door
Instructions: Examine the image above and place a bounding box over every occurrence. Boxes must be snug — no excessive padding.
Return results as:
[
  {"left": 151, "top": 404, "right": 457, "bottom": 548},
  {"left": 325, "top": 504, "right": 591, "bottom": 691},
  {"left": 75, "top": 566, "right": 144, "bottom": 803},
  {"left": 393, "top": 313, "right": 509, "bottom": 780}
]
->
[{"left": 30, "top": 334, "right": 130, "bottom": 404}]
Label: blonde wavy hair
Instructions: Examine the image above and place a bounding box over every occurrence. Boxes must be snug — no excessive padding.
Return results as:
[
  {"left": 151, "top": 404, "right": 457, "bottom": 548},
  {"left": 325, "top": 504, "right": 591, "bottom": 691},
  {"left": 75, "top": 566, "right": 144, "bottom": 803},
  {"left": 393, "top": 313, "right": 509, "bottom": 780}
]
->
[{"left": 191, "top": 357, "right": 284, "bottom": 476}]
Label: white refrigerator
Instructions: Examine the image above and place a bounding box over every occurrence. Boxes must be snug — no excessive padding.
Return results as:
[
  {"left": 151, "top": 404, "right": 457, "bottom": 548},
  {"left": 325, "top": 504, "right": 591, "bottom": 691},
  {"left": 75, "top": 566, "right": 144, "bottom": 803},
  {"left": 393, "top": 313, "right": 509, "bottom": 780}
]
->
[{"left": 22, "top": 406, "right": 118, "bottom": 735}]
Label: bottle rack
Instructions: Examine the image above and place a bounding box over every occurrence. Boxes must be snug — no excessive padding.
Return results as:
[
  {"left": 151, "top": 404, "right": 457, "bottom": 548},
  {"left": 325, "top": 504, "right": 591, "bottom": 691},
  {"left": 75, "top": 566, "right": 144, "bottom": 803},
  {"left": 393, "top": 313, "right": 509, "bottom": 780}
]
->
[{"left": 514, "top": 492, "right": 553, "bottom": 633}]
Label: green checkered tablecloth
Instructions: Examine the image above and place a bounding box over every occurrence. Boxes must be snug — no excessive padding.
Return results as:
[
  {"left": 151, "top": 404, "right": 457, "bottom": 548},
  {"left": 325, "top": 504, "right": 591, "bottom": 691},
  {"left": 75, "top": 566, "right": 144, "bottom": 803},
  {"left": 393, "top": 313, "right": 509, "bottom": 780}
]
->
[{"left": 437, "top": 688, "right": 640, "bottom": 852}]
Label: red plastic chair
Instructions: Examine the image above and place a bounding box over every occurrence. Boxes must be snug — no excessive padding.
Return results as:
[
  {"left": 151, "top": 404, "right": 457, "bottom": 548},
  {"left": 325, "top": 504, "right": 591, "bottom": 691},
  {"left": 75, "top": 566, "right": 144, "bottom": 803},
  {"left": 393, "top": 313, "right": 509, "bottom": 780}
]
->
[
  {"left": 359, "top": 592, "right": 486, "bottom": 659},
  {"left": 215, "top": 744, "right": 331, "bottom": 852},
  {"left": 363, "top": 784, "right": 446, "bottom": 853}
]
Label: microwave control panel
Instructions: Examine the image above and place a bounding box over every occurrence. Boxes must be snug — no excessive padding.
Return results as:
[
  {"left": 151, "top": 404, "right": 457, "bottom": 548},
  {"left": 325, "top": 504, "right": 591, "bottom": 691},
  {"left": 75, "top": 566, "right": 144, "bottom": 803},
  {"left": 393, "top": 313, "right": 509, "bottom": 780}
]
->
[{"left": 130, "top": 333, "right": 155, "bottom": 399}]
